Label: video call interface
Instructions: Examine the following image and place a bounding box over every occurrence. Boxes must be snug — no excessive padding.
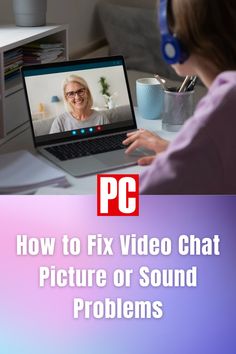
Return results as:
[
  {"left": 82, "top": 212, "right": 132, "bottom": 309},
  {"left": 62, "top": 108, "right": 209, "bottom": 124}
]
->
[{"left": 23, "top": 59, "right": 135, "bottom": 146}]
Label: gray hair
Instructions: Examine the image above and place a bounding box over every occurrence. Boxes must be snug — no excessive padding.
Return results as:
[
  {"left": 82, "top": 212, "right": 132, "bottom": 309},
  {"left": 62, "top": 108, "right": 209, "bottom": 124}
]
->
[{"left": 62, "top": 75, "right": 93, "bottom": 112}]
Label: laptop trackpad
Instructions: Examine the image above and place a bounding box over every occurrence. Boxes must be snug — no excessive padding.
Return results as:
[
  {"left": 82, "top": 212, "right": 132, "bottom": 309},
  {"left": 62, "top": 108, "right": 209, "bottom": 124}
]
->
[
  {"left": 96, "top": 149, "right": 138, "bottom": 167},
  {"left": 61, "top": 149, "right": 149, "bottom": 177},
  {"left": 96, "top": 147, "right": 151, "bottom": 168},
  {"left": 73, "top": 150, "right": 139, "bottom": 176}
]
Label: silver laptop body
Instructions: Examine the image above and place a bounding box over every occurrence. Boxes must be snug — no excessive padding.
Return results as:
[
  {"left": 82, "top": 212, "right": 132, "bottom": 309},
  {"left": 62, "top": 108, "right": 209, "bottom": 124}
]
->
[{"left": 22, "top": 56, "right": 145, "bottom": 177}]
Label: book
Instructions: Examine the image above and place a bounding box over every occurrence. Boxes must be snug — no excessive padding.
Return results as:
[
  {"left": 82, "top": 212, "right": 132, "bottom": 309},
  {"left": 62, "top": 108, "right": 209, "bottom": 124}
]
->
[
  {"left": 3, "top": 42, "right": 65, "bottom": 79},
  {"left": 22, "top": 41, "right": 65, "bottom": 65},
  {"left": 23, "top": 42, "right": 64, "bottom": 49},
  {"left": 0, "top": 150, "right": 68, "bottom": 194}
]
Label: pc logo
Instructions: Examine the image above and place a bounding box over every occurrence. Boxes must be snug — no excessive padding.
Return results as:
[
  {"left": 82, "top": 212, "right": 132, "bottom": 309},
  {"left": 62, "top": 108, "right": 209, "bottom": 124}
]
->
[{"left": 97, "top": 174, "right": 139, "bottom": 216}]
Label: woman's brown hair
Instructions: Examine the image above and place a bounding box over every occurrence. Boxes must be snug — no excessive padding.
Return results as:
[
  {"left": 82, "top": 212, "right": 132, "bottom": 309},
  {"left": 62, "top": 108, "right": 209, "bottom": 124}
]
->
[{"left": 167, "top": 0, "right": 236, "bottom": 71}]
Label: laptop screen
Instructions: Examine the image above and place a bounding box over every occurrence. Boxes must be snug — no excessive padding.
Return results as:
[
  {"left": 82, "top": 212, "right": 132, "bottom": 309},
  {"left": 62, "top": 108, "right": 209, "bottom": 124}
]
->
[{"left": 22, "top": 56, "right": 136, "bottom": 147}]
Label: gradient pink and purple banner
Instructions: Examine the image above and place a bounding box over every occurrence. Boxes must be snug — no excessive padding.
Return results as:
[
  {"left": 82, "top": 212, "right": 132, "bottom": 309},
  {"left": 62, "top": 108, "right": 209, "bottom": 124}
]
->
[{"left": 0, "top": 196, "right": 235, "bottom": 354}]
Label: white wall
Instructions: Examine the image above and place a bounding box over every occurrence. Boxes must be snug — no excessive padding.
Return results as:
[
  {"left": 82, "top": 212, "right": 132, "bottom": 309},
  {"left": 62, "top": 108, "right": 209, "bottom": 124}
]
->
[
  {"left": 0, "top": 0, "right": 103, "bottom": 56},
  {"left": 0, "top": 0, "right": 155, "bottom": 57}
]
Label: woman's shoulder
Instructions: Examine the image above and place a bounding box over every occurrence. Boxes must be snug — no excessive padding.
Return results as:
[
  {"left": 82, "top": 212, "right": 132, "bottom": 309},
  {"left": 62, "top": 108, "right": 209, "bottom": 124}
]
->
[
  {"left": 56, "top": 111, "right": 71, "bottom": 121},
  {"left": 208, "top": 71, "right": 236, "bottom": 106},
  {"left": 212, "top": 71, "right": 236, "bottom": 90},
  {"left": 195, "top": 71, "right": 236, "bottom": 121},
  {"left": 169, "top": 71, "right": 236, "bottom": 149}
]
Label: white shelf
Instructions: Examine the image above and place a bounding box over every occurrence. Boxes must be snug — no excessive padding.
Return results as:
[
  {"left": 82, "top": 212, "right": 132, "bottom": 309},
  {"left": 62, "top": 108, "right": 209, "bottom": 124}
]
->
[
  {"left": 0, "top": 24, "right": 69, "bottom": 139},
  {"left": 0, "top": 24, "right": 68, "bottom": 51}
]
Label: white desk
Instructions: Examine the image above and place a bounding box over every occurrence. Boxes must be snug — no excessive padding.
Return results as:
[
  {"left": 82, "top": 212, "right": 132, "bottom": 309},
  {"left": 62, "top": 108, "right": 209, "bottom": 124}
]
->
[{"left": 0, "top": 108, "right": 177, "bottom": 195}]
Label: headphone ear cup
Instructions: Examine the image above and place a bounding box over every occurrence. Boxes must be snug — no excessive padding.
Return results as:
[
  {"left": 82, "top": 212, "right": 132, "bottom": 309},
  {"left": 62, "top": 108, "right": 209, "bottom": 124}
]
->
[
  {"left": 161, "top": 34, "right": 189, "bottom": 65},
  {"left": 159, "top": 0, "right": 189, "bottom": 64},
  {"left": 161, "top": 34, "right": 183, "bottom": 64}
]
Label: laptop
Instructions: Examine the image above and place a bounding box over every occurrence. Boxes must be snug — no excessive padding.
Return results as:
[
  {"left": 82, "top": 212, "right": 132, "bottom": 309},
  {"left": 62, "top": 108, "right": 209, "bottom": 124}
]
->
[{"left": 22, "top": 56, "right": 146, "bottom": 177}]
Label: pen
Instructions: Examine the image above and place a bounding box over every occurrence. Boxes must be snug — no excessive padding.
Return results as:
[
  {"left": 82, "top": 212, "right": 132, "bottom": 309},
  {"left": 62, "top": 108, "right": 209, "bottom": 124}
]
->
[
  {"left": 178, "top": 76, "right": 192, "bottom": 92},
  {"left": 154, "top": 74, "right": 168, "bottom": 91},
  {"left": 186, "top": 76, "right": 197, "bottom": 91}
]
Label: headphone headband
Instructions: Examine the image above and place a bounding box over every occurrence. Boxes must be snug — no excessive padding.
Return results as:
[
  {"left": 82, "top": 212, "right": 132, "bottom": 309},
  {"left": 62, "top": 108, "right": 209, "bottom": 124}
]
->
[{"left": 159, "top": 0, "right": 189, "bottom": 64}]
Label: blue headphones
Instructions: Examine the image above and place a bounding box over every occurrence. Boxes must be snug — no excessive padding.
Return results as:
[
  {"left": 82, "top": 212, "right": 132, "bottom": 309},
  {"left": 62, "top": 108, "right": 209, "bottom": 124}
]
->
[{"left": 159, "top": 0, "right": 189, "bottom": 64}]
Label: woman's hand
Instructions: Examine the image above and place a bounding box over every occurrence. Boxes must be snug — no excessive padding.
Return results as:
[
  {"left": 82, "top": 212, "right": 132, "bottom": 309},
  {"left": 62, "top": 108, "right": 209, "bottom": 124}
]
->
[{"left": 123, "top": 129, "right": 169, "bottom": 165}]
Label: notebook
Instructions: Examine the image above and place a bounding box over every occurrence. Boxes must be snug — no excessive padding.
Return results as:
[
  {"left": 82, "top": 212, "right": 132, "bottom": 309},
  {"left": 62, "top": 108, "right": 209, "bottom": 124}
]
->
[
  {"left": 21, "top": 56, "right": 147, "bottom": 177},
  {"left": 0, "top": 150, "right": 68, "bottom": 194}
]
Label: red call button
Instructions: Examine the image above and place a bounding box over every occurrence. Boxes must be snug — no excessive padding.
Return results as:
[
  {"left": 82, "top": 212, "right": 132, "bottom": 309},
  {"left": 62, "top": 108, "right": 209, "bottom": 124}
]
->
[{"left": 97, "top": 174, "right": 139, "bottom": 216}]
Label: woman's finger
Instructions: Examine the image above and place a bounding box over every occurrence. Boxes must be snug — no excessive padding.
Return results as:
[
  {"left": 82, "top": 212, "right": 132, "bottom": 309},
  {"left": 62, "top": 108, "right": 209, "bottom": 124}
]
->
[
  {"left": 137, "top": 156, "right": 156, "bottom": 166},
  {"left": 124, "top": 129, "right": 169, "bottom": 155},
  {"left": 123, "top": 129, "right": 150, "bottom": 145},
  {"left": 123, "top": 131, "right": 143, "bottom": 145},
  {"left": 123, "top": 135, "right": 139, "bottom": 145},
  {"left": 125, "top": 140, "right": 142, "bottom": 154},
  {"left": 126, "top": 128, "right": 145, "bottom": 137}
]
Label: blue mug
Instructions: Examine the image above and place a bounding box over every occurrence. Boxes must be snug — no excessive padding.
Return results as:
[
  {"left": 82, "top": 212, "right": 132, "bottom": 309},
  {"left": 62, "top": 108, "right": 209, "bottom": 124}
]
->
[{"left": 136, "top": 78, "right": 164, "bottom": 119}]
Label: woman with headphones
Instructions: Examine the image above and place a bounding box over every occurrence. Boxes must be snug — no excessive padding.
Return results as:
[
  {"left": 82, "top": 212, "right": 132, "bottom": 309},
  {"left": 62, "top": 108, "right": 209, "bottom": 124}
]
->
[{"left": 123, "top": 0, "right": 236, "bottom": 194}]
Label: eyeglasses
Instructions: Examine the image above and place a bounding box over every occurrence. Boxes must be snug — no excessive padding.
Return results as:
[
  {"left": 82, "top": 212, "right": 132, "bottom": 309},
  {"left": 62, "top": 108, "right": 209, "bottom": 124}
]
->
[{"left": 65, "top": 88, "right": 86, "bottom": 99}]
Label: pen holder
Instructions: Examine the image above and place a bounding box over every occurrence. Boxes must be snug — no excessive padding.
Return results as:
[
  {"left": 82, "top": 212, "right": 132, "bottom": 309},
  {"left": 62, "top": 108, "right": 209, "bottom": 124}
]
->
[{"left": 162, "top": 89, "right": 194, "bottom": 132}]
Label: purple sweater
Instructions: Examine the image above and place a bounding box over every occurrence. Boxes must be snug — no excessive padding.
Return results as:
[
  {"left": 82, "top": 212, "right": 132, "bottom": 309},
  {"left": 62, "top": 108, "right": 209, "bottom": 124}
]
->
[{"left": 140, "top": 71, "right": 236, "bottom": 194}]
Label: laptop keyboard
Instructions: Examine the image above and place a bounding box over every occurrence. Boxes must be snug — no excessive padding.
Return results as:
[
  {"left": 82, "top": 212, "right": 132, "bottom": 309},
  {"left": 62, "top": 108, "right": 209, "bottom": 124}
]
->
[{"left": 45, "top": 133, "right": 128, "bottom": 161}]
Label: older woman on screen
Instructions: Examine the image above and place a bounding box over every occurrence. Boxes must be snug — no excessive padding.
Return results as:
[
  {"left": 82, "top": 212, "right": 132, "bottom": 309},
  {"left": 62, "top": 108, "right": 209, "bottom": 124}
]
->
[{"left": 50, "top": 75, "right": 110, "bottom": 134}]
